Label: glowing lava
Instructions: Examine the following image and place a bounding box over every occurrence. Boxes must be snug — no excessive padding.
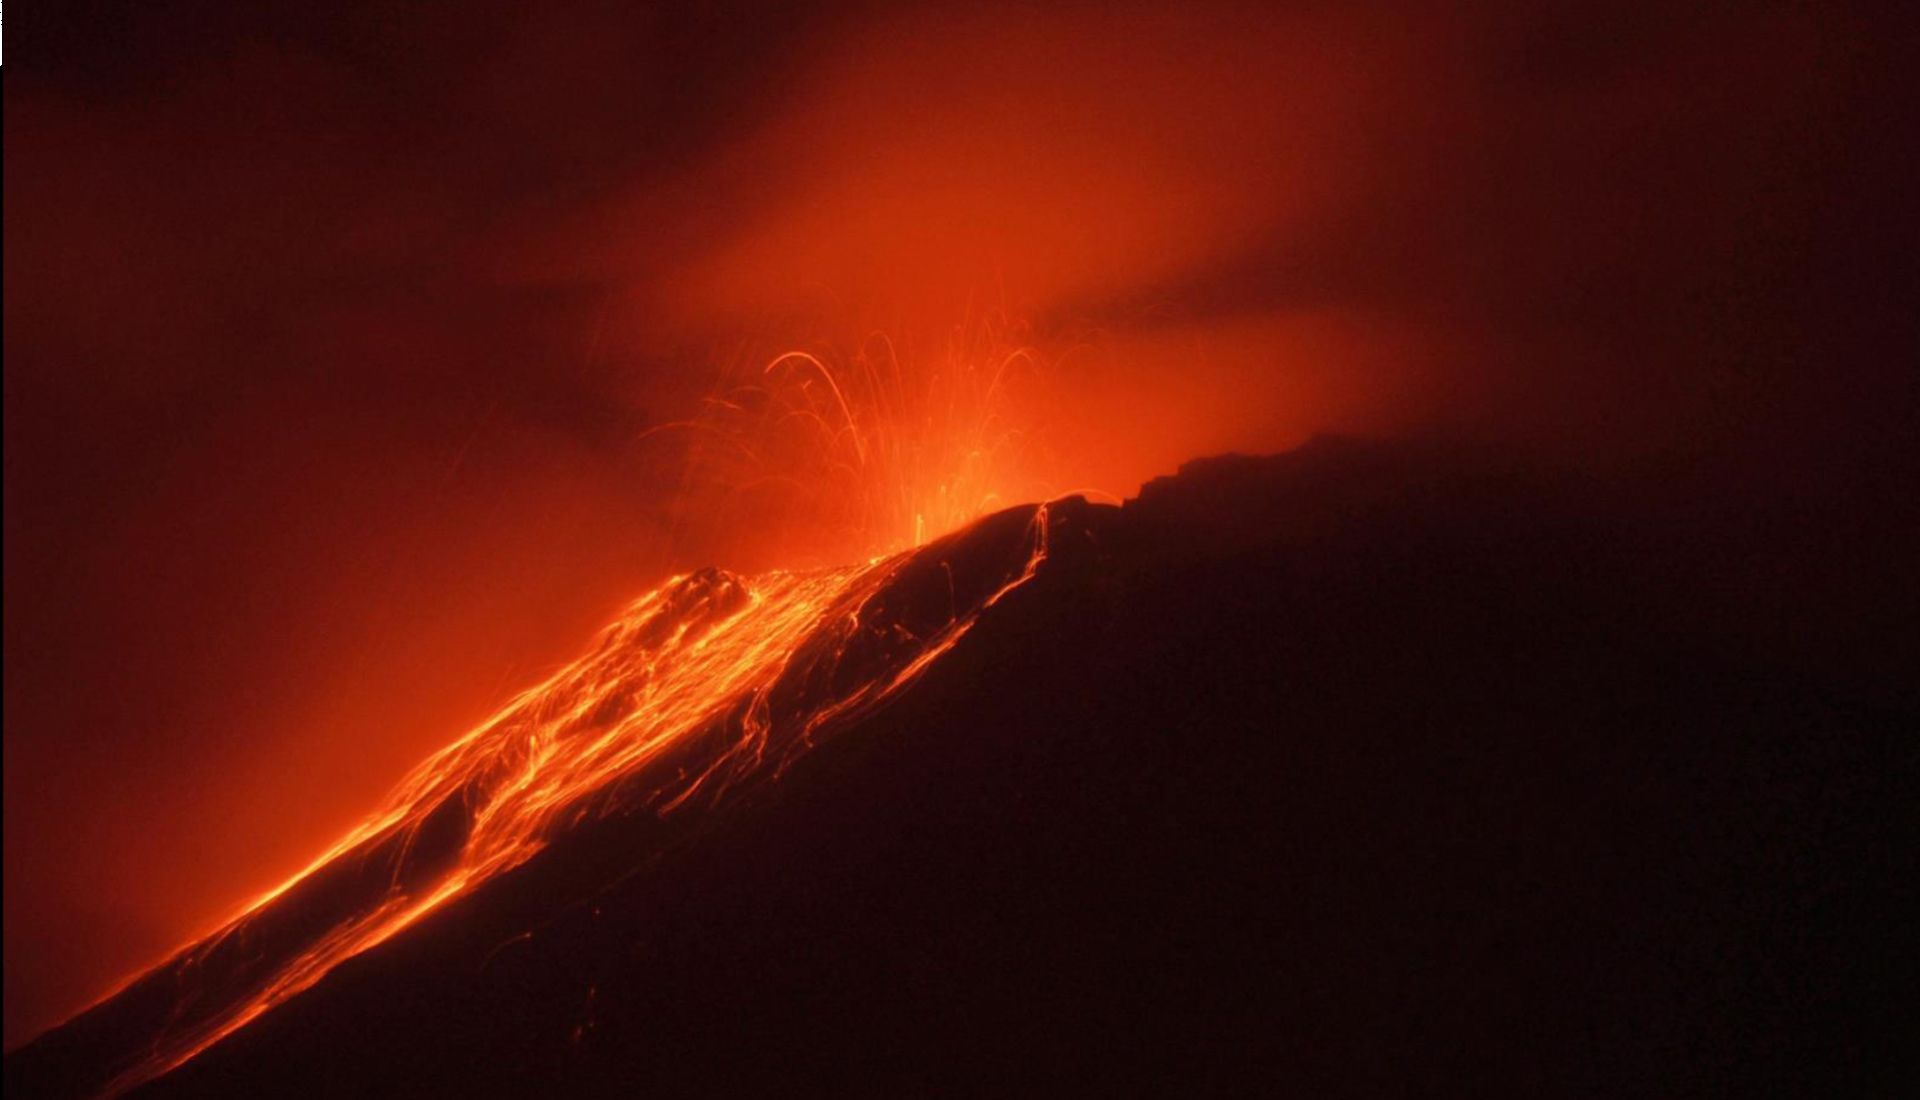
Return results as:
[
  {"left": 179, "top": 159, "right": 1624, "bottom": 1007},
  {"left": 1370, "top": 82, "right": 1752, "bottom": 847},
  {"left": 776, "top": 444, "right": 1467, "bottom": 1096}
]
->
[{"left": 72, "top": 497, "right": 1064, "bottom": 1099}]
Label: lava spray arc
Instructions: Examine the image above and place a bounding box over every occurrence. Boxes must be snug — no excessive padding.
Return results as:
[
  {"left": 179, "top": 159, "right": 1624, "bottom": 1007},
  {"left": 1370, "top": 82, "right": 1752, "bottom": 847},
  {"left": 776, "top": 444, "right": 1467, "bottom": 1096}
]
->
[
  {"left": 52, "top": 338, "right": 1098, "bottom": 1100},
  {"left": 650, "top": 318, "right": 1076, "bottom": 566}
]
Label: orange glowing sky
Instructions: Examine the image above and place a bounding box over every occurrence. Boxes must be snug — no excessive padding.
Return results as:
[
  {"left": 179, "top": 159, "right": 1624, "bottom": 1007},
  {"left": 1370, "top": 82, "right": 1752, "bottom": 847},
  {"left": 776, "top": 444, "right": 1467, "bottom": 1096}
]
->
[{"left": 5, "top": 0, "right": 1910, "bottom": 1047}]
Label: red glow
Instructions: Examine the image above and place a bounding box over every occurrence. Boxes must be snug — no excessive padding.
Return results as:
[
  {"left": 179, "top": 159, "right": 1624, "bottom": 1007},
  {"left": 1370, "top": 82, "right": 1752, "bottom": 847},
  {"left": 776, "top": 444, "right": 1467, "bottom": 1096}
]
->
[{"left": 7, "top": 0, "right": 1891, "bottom": 1055}]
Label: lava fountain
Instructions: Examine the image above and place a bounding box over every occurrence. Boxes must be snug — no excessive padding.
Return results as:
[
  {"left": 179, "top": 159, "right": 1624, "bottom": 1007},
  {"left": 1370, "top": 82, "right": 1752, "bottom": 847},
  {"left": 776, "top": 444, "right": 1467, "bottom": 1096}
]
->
[{"left": 649, "top": 317, "right": 1071, "bottom": 565}]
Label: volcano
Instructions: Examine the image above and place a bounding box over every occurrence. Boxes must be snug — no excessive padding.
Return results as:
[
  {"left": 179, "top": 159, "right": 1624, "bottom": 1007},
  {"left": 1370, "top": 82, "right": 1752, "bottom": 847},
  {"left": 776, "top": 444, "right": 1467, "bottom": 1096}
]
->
[{"left": 7, "top": 437, "right": 1906, "bottom": 1097}]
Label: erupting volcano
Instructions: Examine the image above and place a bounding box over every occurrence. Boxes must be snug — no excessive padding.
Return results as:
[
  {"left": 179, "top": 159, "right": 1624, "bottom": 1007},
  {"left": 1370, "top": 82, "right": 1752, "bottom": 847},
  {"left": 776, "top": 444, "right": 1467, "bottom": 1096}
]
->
[{"left": 8, "top": 1, "right": 1910, "bottom": 1095}]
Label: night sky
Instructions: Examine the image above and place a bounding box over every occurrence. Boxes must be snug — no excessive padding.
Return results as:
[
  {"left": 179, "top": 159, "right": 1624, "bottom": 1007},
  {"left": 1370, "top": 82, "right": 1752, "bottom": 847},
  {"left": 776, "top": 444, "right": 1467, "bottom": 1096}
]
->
[{"left": 5, "top": 0, "right": 1913, "bottom": 1046}]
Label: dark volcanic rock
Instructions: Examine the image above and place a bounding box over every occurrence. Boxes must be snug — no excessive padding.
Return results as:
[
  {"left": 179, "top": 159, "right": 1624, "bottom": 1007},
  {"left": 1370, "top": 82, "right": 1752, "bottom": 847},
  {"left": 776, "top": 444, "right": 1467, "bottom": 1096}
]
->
[{"left": 8, "top": 437, "right": 1908, "bottom": 1097}]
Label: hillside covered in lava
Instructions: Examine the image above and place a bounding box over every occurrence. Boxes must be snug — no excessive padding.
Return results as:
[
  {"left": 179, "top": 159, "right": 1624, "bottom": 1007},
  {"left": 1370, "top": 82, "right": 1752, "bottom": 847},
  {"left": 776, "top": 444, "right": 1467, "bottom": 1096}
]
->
[{"left": 8, "top": 437, "right": 1907, "bottom": 1097}]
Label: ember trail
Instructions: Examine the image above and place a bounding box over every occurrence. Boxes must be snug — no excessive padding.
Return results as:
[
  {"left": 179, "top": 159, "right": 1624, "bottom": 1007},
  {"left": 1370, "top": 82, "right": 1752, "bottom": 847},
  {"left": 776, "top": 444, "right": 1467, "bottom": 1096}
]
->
[{"left": 652, "top": 322, "right": 1061, "bottom": 565}]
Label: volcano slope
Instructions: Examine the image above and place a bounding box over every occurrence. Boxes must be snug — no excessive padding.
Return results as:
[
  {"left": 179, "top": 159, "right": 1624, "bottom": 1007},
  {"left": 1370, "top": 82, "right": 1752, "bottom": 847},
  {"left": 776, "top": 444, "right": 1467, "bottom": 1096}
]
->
[{"left": 8, "top": 436, "right": 1909, "bottom": 1097}]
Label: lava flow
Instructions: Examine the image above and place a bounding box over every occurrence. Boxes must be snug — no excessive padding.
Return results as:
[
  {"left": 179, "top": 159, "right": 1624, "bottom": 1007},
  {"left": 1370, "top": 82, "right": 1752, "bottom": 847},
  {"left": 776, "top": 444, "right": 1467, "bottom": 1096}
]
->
[{"left": 69, "top": 494, "right": 1070, "bottom": 1099}]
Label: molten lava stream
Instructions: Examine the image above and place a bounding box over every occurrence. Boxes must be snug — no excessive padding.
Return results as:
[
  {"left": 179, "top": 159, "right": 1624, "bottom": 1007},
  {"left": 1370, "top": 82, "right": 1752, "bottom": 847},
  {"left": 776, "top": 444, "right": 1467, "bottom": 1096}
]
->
[{"left": 82, "top": 500, "right": 1062, "bottom": 1099}]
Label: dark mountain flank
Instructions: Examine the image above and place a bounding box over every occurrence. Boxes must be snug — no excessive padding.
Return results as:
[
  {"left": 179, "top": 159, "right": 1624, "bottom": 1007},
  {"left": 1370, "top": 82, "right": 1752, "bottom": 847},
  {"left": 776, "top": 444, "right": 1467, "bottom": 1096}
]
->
[{"left": 10, "top": 437, "right": 1908, "bottom": 1097}]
